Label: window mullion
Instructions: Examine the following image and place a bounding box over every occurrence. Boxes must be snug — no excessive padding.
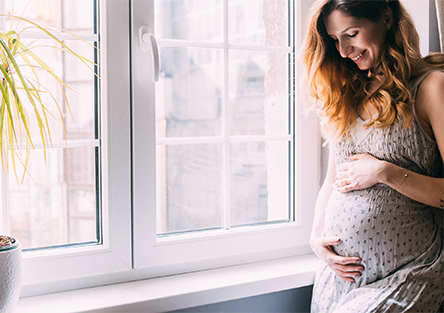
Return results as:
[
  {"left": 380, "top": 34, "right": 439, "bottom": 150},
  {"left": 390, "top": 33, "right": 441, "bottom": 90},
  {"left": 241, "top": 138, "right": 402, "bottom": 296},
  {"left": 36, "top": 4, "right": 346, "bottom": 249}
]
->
[{"left": 222, "top": 0, "right": 230, "bottom": 231}]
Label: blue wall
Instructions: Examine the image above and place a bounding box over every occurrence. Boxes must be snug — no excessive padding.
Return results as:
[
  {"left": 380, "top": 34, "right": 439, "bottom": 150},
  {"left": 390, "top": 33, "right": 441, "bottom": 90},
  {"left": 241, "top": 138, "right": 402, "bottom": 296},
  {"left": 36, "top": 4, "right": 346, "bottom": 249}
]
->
[{"left": 169, "top": 285, "right": 313, "bottom": 313}]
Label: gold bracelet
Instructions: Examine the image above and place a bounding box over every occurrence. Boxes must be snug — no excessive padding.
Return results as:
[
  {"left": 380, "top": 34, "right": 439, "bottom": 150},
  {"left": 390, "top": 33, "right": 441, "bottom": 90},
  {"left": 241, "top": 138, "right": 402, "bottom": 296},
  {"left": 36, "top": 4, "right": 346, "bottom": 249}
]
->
[{"left": 393, "top": 173, "right": 408, "bottom": 190}]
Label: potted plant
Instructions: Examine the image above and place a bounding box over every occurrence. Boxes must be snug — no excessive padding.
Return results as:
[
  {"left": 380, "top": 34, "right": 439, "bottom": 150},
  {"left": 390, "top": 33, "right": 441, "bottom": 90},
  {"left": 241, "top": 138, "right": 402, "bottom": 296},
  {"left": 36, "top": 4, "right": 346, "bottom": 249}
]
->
[
  {"left": 0, "top": 235, "right": 21, "bottom": 312},
  {"left": 0, "top": 14, "right": 95, "bottom": 311}
]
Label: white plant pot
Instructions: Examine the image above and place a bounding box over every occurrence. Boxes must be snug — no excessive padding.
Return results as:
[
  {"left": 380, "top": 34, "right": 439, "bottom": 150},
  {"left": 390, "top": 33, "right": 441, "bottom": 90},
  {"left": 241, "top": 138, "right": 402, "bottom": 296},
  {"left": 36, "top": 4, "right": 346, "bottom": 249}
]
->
[{"left": 0, "top": 238, "right": 21, "bottom": 313}]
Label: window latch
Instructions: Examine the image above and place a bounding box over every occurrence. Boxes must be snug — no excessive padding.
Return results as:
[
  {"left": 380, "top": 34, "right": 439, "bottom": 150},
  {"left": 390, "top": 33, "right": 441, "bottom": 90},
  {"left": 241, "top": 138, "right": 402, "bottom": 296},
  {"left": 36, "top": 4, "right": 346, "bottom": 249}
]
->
[{"left": 139, "top": 26, "right": 160, "bottom": 82}]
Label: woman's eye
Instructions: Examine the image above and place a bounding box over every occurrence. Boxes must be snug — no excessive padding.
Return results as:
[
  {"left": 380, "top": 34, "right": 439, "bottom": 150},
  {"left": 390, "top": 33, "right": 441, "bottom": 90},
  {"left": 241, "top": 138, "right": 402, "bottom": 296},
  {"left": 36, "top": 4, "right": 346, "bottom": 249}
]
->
[{"left": 348, "top": 32, "right": 358, "bottom": 38}]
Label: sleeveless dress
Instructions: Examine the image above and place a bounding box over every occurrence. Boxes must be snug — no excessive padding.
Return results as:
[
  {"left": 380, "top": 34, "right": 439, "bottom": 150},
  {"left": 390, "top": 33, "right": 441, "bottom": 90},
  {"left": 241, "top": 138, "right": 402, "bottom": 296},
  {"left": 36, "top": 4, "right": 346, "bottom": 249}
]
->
[{"left": 311, "top": 70, "right": 444, "bottom": 313}]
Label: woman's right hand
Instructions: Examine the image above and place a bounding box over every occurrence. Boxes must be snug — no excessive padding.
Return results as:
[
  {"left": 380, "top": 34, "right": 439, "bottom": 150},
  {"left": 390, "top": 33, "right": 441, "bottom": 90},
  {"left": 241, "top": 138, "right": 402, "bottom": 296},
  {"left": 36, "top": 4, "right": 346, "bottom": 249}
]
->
[{"left": 310, "top": 236, "right": 365, "bottom": 283}]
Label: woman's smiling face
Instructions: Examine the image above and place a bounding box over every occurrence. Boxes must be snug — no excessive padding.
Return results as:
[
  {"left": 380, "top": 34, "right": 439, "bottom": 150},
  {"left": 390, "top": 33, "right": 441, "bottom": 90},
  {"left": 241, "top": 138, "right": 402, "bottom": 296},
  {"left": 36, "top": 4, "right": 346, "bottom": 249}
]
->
[{"left": 324, "top": 9, "right": 392, "bottom": 71}]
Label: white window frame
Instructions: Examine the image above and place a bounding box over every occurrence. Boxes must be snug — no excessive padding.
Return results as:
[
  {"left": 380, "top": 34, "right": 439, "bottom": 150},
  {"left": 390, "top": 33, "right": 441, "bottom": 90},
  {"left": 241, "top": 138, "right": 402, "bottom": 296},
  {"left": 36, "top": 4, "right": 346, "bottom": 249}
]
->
[
  {"left": 17, "top": 0, "right": 321, "bottom": 298},
  {"left": 131, "top": 0, "right": 320, "bottom": 274}
]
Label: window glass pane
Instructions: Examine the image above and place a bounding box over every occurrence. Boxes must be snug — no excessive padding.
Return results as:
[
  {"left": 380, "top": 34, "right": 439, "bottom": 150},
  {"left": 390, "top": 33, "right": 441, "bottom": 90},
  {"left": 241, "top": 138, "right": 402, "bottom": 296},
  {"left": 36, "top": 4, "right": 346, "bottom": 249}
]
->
[
  {"left": 5, "top": 0, "right": 94, "bottom": 33},
  {"left": 64, "top": 82, "right": 96, "bottom": 140},
  {"left": 61, "top": 0, "right": 95, "bottom": 33},
  {"left": 155, "top": 0, "right": 292, "bottom": 237},
  {"left": 157, "top": 46, "right": 223, "bottom": 138},
  {"left": 9, "top": 147, "right": 98, "bottom": 249},
  {"left": 157, "top": 144, "right": 223, "bottom": 234},
  {"left": 15, "top": 39, "right": 96, "bottom": 141},
  {"left": 229, "top": 0, "right": 288, "bottom": 46},
  {"left": 230, "top": 141, "right": 290, "bottom": 226},
  {"left": 1, "top": 1, "right": 100, "bottom": 250},
  {"left": 229, "top": 51, "right": 289, "bottom": 136},
  {"left": 155, "top": 0, "right": 223, "bottom": 42}
]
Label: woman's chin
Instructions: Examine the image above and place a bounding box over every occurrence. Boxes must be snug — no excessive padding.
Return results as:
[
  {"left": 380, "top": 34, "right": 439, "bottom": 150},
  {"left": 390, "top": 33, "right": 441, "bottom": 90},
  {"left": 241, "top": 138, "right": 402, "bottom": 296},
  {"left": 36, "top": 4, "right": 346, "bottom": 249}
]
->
[{"left": 356, "top": 63, "right": 370, "bottom": 71}]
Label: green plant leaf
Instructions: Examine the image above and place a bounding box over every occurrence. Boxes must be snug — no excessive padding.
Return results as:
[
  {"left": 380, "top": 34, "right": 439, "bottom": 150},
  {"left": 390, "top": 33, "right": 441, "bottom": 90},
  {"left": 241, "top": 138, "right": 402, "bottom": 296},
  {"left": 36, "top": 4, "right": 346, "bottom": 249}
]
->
[{"left": 0, "top": 13, "right": 97, "bottom": 182}]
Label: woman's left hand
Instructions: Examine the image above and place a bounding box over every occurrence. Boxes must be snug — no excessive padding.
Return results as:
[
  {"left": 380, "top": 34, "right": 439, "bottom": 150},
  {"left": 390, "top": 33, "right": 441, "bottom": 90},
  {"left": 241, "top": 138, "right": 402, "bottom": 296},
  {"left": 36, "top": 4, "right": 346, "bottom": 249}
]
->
[{"left": 335, "top": 153, "right": 385, "bottom": 193}]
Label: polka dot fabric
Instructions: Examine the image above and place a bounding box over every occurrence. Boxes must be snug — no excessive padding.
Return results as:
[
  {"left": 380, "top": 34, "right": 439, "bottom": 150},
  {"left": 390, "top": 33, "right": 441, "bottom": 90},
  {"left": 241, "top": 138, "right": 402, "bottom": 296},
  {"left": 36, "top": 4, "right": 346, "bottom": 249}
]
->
[{"left": 311, "top": 71, "right": 444, "bottom": 313}]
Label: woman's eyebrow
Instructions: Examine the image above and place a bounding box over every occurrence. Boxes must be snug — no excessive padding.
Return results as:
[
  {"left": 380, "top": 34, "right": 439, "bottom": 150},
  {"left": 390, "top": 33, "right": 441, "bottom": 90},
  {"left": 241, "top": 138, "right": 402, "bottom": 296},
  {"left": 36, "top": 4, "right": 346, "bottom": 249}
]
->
[
  {"left": 341, "top": 26, "right": 358, "bottom": 33},
  {"left": 328, "top": 26, "right": 358, "bottom": 37}
]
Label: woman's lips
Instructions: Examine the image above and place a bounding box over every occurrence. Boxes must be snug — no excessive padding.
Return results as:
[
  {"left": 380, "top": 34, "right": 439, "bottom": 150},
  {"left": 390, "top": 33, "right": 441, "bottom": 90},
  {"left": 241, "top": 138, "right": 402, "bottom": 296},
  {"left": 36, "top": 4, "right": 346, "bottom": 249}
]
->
[{"left": 351, "top": 50, "right": 366, "bottom": 62}]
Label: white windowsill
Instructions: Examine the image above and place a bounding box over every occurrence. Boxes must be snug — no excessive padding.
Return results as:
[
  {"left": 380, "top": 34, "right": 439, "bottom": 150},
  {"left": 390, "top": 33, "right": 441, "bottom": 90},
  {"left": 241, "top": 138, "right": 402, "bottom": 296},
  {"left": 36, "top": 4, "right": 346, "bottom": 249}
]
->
[{"left": 15, "top": 253, "right": 322, "bottom": 313}]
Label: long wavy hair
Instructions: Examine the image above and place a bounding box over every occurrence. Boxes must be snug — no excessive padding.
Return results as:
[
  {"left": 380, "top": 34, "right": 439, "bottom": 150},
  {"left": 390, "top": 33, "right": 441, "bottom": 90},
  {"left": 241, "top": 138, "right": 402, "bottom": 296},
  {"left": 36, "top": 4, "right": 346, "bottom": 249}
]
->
[{"left": 301, "top": 0, "right": 444, "bottom": 142}]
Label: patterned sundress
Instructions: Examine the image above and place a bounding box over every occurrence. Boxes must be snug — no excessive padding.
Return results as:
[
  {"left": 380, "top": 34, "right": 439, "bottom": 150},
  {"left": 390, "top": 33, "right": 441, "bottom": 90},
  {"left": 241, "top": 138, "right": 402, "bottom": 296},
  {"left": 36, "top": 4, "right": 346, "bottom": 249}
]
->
[{"left": 311, "top": 70, "right": 444, "bottom": 313}]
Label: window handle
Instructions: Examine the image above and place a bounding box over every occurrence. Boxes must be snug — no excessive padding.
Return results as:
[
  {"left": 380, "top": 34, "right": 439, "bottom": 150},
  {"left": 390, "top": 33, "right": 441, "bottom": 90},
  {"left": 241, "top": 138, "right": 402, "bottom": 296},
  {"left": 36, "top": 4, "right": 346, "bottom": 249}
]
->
[{"left": 139, "top": 26, "right": 160, "bottom": 82}]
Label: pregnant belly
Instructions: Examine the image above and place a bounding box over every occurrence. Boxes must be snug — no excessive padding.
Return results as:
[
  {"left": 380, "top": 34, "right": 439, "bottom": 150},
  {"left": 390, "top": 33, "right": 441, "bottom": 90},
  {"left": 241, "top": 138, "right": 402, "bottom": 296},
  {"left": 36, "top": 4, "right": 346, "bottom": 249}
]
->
[{"left": 324, "top": 187, "right": 437, "bottom": 282}]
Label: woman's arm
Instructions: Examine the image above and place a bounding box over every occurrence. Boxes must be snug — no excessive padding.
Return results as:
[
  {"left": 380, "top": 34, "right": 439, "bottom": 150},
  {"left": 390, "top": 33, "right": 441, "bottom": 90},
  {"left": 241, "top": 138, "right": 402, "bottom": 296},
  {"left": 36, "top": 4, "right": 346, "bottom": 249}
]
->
[
  {"left": 310, "top": 149, "right": 365, "bottom": 283},
  {"left": 335, "top": 153, "right": 444, "bottom": 208},
  {"left": 310, "top": 150, "right": 336, "bottom": 239},
  {"left": 335, "top": 71, "right": 444, "bottom": 209}
]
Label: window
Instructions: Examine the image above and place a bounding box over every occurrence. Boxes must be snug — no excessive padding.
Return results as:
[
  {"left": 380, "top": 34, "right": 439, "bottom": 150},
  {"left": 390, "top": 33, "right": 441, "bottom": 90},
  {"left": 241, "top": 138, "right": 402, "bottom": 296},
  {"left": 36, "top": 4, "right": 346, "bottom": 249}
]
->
[
  {"left": 1, "top": 0, "right": 100, "bottom": 251},
  {"left": 6, "top": 0, "right": 319, "bottom": 297},
  {"left": 16, "top": 1, "right": 133, "bottom": 297},
  {"left": 132, "top": 0, "right": 319, "bottom": 273}
]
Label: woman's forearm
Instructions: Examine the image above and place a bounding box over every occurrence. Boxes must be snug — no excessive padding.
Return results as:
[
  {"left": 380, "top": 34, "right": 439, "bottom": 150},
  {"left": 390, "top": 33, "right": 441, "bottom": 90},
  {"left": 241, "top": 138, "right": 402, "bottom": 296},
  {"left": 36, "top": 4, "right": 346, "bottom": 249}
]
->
[
  {"left": 336, "top": 153, "right": 444, "bottom": 209},
  {"left": 379, "top": 161, "right": 444, "bottom": 209}
]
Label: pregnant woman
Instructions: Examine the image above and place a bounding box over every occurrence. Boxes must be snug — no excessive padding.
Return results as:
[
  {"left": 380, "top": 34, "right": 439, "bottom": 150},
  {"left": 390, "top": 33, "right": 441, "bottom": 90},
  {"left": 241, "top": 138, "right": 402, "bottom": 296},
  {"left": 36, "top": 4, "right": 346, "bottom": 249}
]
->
[{"left": 301, "top": 0, "right": 444, "bottom": 312}]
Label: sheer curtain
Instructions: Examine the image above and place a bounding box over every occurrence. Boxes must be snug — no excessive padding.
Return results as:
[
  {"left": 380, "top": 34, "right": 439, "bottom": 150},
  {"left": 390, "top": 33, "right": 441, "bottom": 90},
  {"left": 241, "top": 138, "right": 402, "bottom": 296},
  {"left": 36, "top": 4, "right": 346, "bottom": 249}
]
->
[{"left": 437, "top": 0, "right": 444, "bottom": 51}]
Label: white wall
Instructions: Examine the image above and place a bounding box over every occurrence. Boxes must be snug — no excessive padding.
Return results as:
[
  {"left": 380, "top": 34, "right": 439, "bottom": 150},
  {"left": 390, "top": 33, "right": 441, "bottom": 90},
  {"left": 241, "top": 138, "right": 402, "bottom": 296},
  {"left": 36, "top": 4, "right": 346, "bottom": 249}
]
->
[{"left": 402, "top": 0, "right": 440, "bottom": 55}]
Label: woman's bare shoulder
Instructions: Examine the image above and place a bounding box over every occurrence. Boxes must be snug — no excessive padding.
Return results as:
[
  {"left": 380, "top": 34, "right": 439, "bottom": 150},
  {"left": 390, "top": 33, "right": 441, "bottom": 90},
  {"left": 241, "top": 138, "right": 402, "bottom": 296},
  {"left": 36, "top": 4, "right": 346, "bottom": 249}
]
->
[
  {"left": 417, "top": 69, "right": 444, "bottom": 90},
  {"left": 416, "top": 70, "right": 444, "bottom": 111},
  {"left": 415, "top": 70, "right": 444, "bottom": 144}
]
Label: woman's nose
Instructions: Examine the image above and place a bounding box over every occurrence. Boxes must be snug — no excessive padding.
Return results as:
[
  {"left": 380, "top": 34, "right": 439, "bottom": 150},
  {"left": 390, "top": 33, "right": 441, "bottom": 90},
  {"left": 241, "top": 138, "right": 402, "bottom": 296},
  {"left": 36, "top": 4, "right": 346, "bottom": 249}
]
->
[{"left": 337, "top": 40, "right": 351, "bottom": 59}]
